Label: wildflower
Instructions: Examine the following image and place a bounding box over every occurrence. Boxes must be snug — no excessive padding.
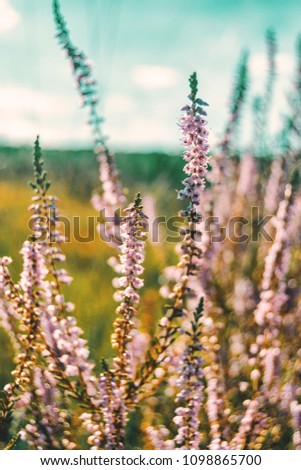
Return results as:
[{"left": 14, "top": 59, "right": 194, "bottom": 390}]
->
[
  {"left": 133, "top": 73, "right": 210, "bottom": 399},
  {"left": 173, "top": 299, "right": 205, "bottom": 449},
  {"left": 111, "top": 193, "right": 148, "bottom": 383},
  {"left": 177, "top": 72, "right": 210, "bottom": 206},
  {"left": 21, "top": 368, "right": 75, "bottom": 450},
  {"left": 146, "top": 426, "right": 175, "bottom": 450}
]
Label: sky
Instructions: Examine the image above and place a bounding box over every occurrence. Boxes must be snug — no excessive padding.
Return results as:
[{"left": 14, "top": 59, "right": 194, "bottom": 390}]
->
[{"left": 0, "top": 0, "right": 300, "bottom": 151}]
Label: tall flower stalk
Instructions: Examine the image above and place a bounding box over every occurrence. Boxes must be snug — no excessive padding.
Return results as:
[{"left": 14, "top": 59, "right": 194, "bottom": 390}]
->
[
  {"left": 221, "top": 51, "right": 249, "bottom": 155},
  {"left": 111, "top": 193, "right": 148, "bottom": 385},
  {"left": 281, "top": 35, "right": 301, "bottom": 153},
  {"left": 52, "top": 0, "right": 127, "bottom": 244},
  {"left": 0, "top": 243, "right": 46, "bottom": 412},
  {"left": 134, "top": 72, "right": 210, "bottom": 396},
  {"left": 253, "top": 184, "right": 293, "bottom": 392},
  {"left": 228, "top": 185, "right": 295, "bottom": 450},
  {"left": 253, "top": 29, "right": 277, "bottom": 157},
  {"left": 84, "top": 194, "right": 148, "bottom": 450},
  {"left": 173, "top": 298, "right": 204, "bottom": 449}
]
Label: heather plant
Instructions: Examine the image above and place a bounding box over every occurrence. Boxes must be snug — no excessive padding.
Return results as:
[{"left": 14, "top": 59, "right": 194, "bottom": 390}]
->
[
  {"left": 53, "top": 0, "right": 127, "bottom": 245},
  {"left": 0, "top": 2, "right": 301, "bottom": 451}
]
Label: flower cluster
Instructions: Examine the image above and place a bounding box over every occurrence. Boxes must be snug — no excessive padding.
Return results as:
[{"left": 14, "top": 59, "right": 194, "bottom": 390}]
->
[
  {"left": 253, "top": 184, "right": 293, "bottom": 396},
  {"left": 178, "top": 72, "right": 209, "bottom": 204},
  {"left": 111, "top": 193, "right": 148, "bottom": 382},
  {"left": 21, "top": 368, "right": 75, "bottom": 450},
  {"left": 2, "top": 242, "right": 47, "bottom": 404},
  {"left": 172, "top": 299, "right": 204, "bottom": 449}
]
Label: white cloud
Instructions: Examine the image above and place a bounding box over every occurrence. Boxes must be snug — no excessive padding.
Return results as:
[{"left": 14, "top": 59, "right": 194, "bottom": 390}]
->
[
  {"left": 0, "top": 114, "right": 91, "bottom": 147},
  {"left": 132, "top": 65, "right": 178, "bottom": 89},
  {"left": 250, "top": 52, "right": 295, "bottom": 79},
  {"left": 0, "top": 85, "right": 90, "bottom": 147},
  {"left": 249, "top": 53, "right": 267, "bottom": 78},
  {"left": 0, "top": 0, "right": 20, "bottom": 33},
  {"left": 276, "top": 53, "right": 296, "bottom": 75},
  {"left": 0, "top": 86, "right": 70, "bottom": 117},
  {"left": 106, "top": 114, "right": 179, "bottom": 151}
]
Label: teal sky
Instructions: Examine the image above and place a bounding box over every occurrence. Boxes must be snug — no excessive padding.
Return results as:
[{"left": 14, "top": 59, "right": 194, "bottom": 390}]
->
[{"left": 0, "top": 0, "right": 300, "bottom": 150}]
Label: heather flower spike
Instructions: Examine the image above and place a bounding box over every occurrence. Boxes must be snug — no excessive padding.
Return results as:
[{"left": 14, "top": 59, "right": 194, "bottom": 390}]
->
[
  {"left": 221, "top": 50, "right": 249, "bottom": 153},
  {"left": 134, "top": 73, "right": 210, "bottom": 397},
  {"left": 265, "top": 29, "right": 277, "bottom": 105},
  {"left": 178, "top": 71, "right": 210, "bottom": 205},
  {"left": 281, "top": 34, "right": 301, "bottom": 152},
  {"left": 0, "top": 240, "right": 48, "bottom": 439},
  {"left": 111, "top": 193, "right": 148, "bottom": 384},
  {"left": 52, "top": 0, "right": 127, "bottom": 245},
  {"left": 253, "top": 29, "right": 277, "bottom": 156},
  {"left": 173, "top": 298, "right": 204, "bottom": 449}
]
